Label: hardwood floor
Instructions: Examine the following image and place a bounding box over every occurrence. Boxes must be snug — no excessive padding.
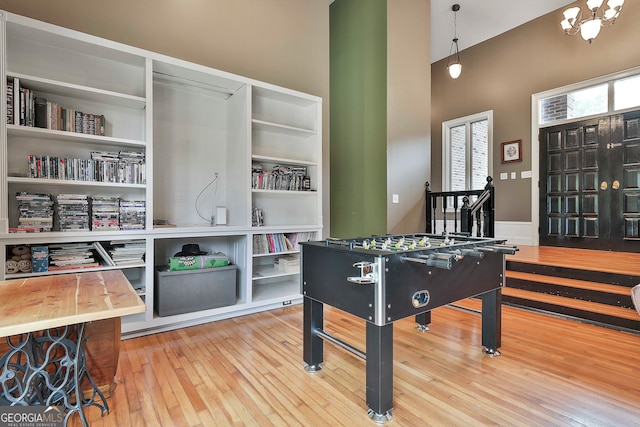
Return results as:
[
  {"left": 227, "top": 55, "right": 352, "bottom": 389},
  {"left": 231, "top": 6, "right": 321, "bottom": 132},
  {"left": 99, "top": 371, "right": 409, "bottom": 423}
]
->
[{"left": 71, "top": 303, "right": 640, "bottom": 426}]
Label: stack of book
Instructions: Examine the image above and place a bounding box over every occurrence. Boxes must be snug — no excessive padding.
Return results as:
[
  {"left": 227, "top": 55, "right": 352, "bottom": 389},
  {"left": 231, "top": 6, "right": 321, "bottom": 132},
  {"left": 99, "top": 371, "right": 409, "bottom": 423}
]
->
[
  {"left": 91, "top": 196, "right": 120, "bottom": 231},
  {"left": 90, "top": 151, "right": 120, "bottom": 183},
  {"left": 27, "top": 151, "right": 146, "bottom": 184},
  {"left": 119, "top": 200, "right": 146, "bottom": 230},
  {"left": 15, "top": 192, "right": 54, "bottom": 232},
  {"left": 274, "top": 254, "right": 300, "bottom": 273},
  {"left": 103, "top": 240, "right": 145, "bottom": 266},
  {"left": 48, "top": 242, "right": 99, "bottom": 271},
  {"left": 251, "top": 163, "right": 310, "bottom": 191},
  {"left": 118, "top": 151, "right": 146, "bottom": 184},
  {"left": 56, "top": 194, "right": 89, "bottom": 232}
]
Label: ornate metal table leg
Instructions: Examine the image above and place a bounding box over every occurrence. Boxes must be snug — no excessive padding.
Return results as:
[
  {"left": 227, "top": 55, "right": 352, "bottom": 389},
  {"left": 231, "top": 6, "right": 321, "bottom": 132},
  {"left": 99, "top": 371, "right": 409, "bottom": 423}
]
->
[
  {"left": 1, "top": 324, "right": 109, "bottom": 427},
  {"left": 61, "top": 323, "right": 109, "bottom": 427},
  {"left": 0, "top": 333, "right": 43, "bottom": 405}
]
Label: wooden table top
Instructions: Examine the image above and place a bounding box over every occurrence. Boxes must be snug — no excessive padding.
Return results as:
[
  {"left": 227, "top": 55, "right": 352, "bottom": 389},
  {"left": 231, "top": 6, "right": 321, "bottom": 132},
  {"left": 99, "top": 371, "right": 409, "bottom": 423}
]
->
[{"left": 0, "top": 270, "right": 145, "bottom": 337}]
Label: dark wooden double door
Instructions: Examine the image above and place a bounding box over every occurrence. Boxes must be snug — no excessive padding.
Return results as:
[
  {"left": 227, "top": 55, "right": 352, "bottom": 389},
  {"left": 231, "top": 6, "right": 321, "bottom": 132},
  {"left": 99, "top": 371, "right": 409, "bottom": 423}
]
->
[{"left": 539, "top": 110, "right": 640, "bottom": 252}]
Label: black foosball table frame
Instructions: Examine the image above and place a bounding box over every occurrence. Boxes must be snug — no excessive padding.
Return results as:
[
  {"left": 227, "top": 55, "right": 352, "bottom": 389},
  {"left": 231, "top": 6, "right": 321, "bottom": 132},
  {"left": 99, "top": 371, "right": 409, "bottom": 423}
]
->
[{"left": 300, "top": 233, "right": 517, "bottom": 423}]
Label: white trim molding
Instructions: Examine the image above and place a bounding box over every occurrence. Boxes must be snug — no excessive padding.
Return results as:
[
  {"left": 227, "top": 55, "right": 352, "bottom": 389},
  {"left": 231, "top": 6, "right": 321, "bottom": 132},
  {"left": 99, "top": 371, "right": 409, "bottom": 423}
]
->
[{"left": 432, "top": 220, "right": 534, "bottom": 246}]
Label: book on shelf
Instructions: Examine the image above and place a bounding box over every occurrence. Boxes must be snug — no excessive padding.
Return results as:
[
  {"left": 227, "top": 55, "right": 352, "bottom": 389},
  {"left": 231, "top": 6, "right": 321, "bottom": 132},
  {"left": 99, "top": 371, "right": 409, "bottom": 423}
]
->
[
  {"left": 6, "top": 78, "right": 14, "bottom": 125},
  {"left": 251, "top": 163, "right": 311, "bottom": 191},
  {"left": 56, "top": 194, "right": 90, "bottom": 232},
  {"left": 48, "top": 242, "right": 99, "bottom": 270},
  {"left": 102, "top": 240, "right": 145, "bottom": 266},
  {"left": 119, "top": 200, "right": 146, "bottom": 230},
  {"left": 252, "top": 232, "right": 316, "bottom": 255},
  {"left": 26, "top": 151, "right": 146, "bottom": 184},
  {"left": 93, "top": 241, "right": 116, "bottom": 266},
  {"left": 91, "top": 196, "right": 120, "bottom": 231},
  {"left": 34, "top": 97, "right": 47, "bottom": 128},
  {"left": 274, "top": 254, "right": 300, "bottom": 273},
  {"left": 15, "top": 192, "right": 54, "bottom": 232},
  {"left": 13, "top": 77, "right": 20, "bottom": 126},
  {"left": 5, "top": 77, "right": 106, "bottom": 136},
  {"left": 31, "top": 246, "right": 49, "bottom": 273}
]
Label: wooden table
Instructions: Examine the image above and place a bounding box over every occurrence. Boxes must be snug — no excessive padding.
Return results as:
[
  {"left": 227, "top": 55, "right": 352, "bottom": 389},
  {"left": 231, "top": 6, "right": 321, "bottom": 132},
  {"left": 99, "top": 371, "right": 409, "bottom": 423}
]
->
[{"left": 0, "top": 270, "right": 145, "bottom": 426}]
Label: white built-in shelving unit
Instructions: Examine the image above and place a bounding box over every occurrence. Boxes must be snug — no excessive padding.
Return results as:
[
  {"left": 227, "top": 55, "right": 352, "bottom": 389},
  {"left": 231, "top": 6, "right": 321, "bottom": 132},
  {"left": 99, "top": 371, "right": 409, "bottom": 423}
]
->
[{"left": 0, "top": 10, "right": 322, "bottom": 337}]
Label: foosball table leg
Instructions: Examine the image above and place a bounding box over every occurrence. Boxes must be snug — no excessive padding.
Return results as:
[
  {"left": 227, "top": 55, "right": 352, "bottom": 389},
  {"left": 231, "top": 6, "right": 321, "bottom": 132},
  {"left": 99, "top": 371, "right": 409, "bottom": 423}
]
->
[
  {"left": 303, "top": 297, "right": 324, "bottom": 372},
  {"left": 414, "top": 311, "right": 431, "bottom": 332},
  {"left": 366, "top": 322, "right": 393, "bottom": 423},
  {"left": 481, "top": 288, "right": 502, "bottom": 357}
]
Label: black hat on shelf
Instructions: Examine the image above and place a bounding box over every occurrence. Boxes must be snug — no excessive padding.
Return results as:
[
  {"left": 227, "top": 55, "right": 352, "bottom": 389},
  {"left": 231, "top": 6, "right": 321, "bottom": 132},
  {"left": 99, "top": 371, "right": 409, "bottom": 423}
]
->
[{"left": 174, "top": 244, "right": 208, "bottom": 257}]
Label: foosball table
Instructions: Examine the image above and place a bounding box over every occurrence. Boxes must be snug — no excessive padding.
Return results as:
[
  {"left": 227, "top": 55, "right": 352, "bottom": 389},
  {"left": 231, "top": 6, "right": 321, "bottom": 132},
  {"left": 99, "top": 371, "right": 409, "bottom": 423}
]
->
[{"left": 300, "top": 233, "right": 517, "bottom": 423}]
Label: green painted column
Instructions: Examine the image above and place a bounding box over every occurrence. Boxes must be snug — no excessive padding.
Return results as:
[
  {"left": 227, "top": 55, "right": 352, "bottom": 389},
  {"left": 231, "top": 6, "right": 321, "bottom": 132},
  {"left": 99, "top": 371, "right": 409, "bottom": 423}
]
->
[{"left": 330, "top": 0, "right": 387, "bottom": 238}]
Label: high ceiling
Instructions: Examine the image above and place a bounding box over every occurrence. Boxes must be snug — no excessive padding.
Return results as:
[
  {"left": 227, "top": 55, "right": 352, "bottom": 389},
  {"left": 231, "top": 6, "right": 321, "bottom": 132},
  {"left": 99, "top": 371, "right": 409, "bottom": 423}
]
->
[{"left": 430, "top": 0, "right": 575, "bottom": 63}]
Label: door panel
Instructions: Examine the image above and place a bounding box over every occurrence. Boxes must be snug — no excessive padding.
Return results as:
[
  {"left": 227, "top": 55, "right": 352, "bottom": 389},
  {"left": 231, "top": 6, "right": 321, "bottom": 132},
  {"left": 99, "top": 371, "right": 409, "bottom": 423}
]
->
[
  {"left": 617, "top": 111, "right": 640, "bottom": 250},
  {"left": 539, "top": 111, "right": 640, "bottom": 253}
]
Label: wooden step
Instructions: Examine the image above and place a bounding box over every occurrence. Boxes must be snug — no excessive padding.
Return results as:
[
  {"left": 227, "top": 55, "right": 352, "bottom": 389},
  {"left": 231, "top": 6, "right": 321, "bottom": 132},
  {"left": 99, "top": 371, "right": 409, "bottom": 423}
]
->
[
  {"left": 502, "top": 289, "right": 640, "bottom": 331},
  {"left": 506, "top": 270, "right": 635, "bottom": 308},
  {"left": 506, "top": 270, "right": 632, "bottom": 295},
  {"left": 503, "top": 287, "right": 638, "bottom": 320},
  {"left": 506, "top": 245, "right": 640, "bottom": 277}
]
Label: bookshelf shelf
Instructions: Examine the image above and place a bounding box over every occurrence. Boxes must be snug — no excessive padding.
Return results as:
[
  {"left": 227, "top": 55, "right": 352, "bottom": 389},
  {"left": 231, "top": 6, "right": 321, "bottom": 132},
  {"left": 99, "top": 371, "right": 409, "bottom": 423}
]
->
[
  {"left": 252, "top": 249, "right": 298, "bottom": 258},
  {"left": 7, "top": 177, "right": 146, "bottom": 189},
  {"left": 251, "top": 154, "right": 317, "bottom": 167},
  {"left": 252, "top": 280, "right": 300, "bottom": 303},
  {"left": 7, "top": 125, "right": 146, "bottom": 147},
  {"left": 0, "top": 9, "right": 321, "bottom": 338},
  {"left": 7, "top": 72, "right": 147, "bottom": 109},
  {"left": 3, "top": 262, "right": 145, "bottom": 280},
  {"left": 251, "top": 189, "right": 317, "bottom": 195},
  {"left": 252, "top": 119, "right": 316, "bottom": 136},
  {"left": 252, "top": 266, "right": 299, "bottom": 280}
]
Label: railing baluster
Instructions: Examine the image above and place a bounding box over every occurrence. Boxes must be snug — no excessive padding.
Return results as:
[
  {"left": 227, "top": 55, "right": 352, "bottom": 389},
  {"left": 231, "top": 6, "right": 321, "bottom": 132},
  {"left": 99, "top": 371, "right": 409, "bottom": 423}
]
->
[
  {"left": 442, "top": 195, "right": 447, "bottom": 235},
  {"left": 453, "top": 195, "right": 459, "bottom": 234}
]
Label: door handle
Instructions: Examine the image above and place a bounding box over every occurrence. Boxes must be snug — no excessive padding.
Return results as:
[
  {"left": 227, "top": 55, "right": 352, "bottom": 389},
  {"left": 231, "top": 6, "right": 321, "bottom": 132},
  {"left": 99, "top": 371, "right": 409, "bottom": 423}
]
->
[{"left": 601, "top": 180, "right": 620, "bottom": 190}]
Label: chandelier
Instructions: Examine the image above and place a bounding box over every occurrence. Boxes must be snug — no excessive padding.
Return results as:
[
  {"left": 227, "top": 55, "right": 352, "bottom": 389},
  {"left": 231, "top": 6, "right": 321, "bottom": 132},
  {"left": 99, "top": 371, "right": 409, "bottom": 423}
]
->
[
  {"left": 447, "top": 4, "right": 462, "bottom": 79},
  {"left": 561, "top": 0, "right": 625, "bottom": 43}
]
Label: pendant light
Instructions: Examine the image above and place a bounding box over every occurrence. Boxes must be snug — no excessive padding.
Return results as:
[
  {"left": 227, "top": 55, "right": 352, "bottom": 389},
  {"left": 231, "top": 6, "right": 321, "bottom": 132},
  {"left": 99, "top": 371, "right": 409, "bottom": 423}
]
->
[{"left": 447, "top": 4, "right": 462, "bottom": 79}]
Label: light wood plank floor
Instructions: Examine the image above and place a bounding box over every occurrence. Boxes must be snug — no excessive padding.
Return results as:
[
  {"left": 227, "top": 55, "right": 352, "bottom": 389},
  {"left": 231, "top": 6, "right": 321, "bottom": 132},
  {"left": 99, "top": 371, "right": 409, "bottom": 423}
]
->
[{"left": 72, "top": 303, "right": 640, "bottom": 426}]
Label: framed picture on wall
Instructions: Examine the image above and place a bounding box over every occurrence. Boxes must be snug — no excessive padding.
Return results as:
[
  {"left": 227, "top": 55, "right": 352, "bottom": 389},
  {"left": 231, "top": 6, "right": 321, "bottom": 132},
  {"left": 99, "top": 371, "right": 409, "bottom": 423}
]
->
[{"left": 501, "top": 140, "right": 522, "bottom": 163}]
